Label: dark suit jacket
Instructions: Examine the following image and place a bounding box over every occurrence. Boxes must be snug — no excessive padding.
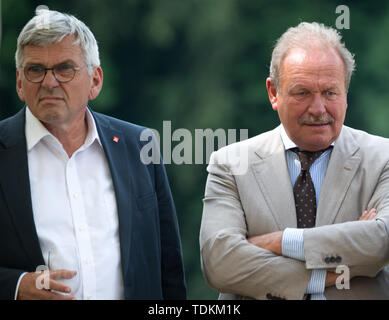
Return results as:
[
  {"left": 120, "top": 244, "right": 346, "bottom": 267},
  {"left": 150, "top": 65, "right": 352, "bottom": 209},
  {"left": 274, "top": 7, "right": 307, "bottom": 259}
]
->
[{"left": 0, "top": 107, "right": 187, "bottom": 300}]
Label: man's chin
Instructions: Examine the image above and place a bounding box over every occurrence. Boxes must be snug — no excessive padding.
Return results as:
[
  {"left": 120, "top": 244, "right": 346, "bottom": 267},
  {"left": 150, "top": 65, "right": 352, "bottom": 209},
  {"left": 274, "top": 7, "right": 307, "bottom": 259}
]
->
[
  {"left": 303, "top": 141, "right": 333, "bottom": 151},
  {"left": 296, "top": 134, "right": 335, "bottom": 151},
  {"left": 38, "top": 100, "right": 64, "bottom": 108},
  {"left": 35, "top": 108, "right": 64, "bottom": 124},
  {"left": 303, "top": 123, "right": 332, "bottom": 131}
]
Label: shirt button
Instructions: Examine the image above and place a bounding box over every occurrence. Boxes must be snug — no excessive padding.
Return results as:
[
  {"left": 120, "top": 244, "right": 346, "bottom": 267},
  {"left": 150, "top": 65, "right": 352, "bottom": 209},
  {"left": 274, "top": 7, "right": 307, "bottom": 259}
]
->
[
  {"left": 87, "top": 296, "right": 93, "bottom": 300},
  {"left": 73, "top": 193, "right": 78, "bottom": 199}
]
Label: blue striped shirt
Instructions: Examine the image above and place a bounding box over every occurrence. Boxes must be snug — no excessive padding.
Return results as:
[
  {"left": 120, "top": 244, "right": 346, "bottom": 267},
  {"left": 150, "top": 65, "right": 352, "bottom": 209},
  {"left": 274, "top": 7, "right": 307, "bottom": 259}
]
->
[{"left": 279, "top": 125, "right": 334, "bottom": 300}]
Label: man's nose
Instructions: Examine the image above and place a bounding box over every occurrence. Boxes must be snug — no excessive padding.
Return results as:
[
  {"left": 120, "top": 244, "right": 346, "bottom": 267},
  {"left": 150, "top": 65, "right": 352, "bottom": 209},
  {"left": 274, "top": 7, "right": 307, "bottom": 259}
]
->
[
  {"left": 41, "top": 69, "right": 60, "bottom": 88},
  {"left": 308, "top": 92, "right": 326, "bottom": 115}
]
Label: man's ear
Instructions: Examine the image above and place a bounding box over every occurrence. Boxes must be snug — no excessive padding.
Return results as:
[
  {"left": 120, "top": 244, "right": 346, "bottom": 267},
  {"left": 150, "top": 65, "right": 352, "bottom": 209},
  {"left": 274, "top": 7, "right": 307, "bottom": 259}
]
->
[
  {"left": 88, "top": 66, "right": 103, "bottom": 100},
  {"left": 266, "top": 77, "right": 279, "bottom": 111},
  {"left": 16, "top": 69, "right": 25, "bottom": 101}
]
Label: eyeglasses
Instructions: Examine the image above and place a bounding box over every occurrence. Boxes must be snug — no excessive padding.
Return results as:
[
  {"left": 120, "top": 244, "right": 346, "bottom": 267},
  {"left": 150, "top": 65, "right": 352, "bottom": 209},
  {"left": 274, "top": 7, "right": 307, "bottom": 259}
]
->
[{"left": 22, "top": 63, "right": 88, "bottom": 83}]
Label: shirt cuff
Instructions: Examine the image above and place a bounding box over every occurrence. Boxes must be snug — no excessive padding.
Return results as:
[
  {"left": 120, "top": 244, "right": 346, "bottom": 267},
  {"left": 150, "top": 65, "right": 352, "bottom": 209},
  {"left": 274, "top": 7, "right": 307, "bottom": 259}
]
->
[
  {"left": 281, "top": 228, "right": 305, "bottom": 261},
  {"left": 14, "top": 272, "right": 28, "bottom": 300},
  {"left": 310, "top": 293, "right": 326, "bottom": 300},
  {"left": 306, "top": 269, "right": 327, "bottom": 294}
]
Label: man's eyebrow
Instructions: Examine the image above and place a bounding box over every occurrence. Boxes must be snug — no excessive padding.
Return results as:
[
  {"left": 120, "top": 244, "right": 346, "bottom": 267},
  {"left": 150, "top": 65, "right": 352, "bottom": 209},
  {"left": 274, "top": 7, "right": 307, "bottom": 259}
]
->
[
  {"left": 288, "top": 84, "right": 341, "bottom": 92},
  {"left": 288, "top": 84, "right": 307, "bottom": 92},
  {"left": 325, "top": 85, "right": 340, "bottom": 91},
  {"left": 24, "top": 62, "right": 45, "bottom": 66},
  {"left": 55, "top": 59, "right": 78, "bottom": 65},
  {"left": 24, "top": 59, "right": 78, "bottom": 66}
]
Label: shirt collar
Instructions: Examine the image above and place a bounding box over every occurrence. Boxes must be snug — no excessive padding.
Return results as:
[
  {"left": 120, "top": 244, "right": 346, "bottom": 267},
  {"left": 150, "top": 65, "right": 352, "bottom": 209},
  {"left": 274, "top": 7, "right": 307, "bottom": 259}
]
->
[
  {"left": 25, "top": 106, "right": 102, "bottom": 152},
  {"left": 279, "top": 124, "right": 335, "bottom": 151},
  {"left": 83, "top": 108, "right": 102, "bottom": 149}
]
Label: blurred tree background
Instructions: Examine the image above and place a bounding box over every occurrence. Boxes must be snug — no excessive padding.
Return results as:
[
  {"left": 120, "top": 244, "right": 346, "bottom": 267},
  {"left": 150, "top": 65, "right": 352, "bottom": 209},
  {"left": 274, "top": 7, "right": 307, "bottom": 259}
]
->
[{"left": 1, "top": 0, "right": 389, "bottom": 299}]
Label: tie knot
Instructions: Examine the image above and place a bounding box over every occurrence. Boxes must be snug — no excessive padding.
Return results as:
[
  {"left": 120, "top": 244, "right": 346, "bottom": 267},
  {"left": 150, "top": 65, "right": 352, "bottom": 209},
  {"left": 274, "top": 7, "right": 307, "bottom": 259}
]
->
[{"left": 291, "top": 148, "right": 328, "bottom": 171}]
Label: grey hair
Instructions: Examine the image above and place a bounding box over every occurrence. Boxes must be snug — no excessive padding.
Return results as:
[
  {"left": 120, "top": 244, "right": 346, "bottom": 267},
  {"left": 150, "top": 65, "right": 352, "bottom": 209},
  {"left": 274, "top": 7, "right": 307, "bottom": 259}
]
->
[
  {"left": 269, "top": 22, "right": 355, "bottom": 92},
  {"left": 15, "top": 9, "right": 100, "bottom": 74}
]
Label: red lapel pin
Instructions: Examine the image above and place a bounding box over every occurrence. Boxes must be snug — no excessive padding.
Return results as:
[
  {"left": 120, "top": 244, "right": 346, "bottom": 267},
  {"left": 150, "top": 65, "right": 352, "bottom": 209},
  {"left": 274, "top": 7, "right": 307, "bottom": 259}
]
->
[{"left": 113, "top": 136, "right": 119, "bottom": 143}]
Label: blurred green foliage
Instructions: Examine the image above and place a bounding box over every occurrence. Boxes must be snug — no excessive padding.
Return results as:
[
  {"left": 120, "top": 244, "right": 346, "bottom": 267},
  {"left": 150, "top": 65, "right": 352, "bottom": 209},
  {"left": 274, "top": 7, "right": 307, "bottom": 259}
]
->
[{"left": 1, "top": 0, "right": 389, "bottom": 299}]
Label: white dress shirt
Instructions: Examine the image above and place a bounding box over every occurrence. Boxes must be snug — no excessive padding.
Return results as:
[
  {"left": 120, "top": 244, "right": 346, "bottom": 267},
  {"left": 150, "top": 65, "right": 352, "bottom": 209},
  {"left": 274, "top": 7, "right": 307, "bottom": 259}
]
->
[
  {"left": 16, "top": 106, "right": 125, "bottom": 300},
  {"left": 279, "top": 125, "right": 334, "bottom": 300}
]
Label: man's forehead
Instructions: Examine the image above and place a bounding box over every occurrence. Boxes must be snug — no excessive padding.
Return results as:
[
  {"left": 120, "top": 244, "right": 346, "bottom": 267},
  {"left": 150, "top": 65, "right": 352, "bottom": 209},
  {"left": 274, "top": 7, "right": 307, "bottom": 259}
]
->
[
  {"left": 279, "top": 47, "right": 345, "bottom": 87},
  {"left": 283, "top": 48, "right": 308, "bottom": 65},
  {"left": 282, "top": 72, "right": 345, "bottom": 91},
  {"left": 282, "top": 46, "right": 344, "bottom": 70},
  {"left": 22, "top": 35, "right": 83, "bottom": 64},
  {"left": 288, "top": 81, "right": 342, "bottom": 92}
]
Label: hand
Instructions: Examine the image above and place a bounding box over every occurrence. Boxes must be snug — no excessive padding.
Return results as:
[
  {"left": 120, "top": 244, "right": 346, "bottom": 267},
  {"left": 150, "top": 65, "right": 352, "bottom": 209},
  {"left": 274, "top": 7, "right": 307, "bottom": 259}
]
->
[
  {"left": 17, "top": 270, "right": 77, "bottom": 300},
  {"left": 247, "top": 231, "right": 283, "bottom": 255},
  {"left": 325, "top": 271, "right": 339, "bottom": 287},
  {"left": 358, "top": 208, "right": 377, "bottom": 221}
]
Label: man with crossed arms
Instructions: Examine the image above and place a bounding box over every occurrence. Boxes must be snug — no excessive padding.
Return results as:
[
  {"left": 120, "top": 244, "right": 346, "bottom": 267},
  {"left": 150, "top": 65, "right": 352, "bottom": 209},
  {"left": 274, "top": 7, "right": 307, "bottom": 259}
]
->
[{"left": 200, "top": 22, "right": 389, "bottom": 299}]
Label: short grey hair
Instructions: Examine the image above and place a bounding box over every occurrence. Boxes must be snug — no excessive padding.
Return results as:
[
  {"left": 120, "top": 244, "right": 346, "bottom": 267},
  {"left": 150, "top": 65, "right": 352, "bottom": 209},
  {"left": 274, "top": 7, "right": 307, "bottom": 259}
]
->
[
  {"left": 15, "top": 9, "right": 100, "bottom": 74},
  {"left": 269, "top": 22, "right": 355, "bottom": 92}
]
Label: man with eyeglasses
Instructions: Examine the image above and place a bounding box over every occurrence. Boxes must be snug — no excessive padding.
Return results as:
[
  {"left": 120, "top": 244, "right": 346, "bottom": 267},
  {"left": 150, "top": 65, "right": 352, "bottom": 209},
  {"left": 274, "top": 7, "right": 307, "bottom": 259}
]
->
[{"left": 0, "top": 9, "right": 186, "bottom": 300}]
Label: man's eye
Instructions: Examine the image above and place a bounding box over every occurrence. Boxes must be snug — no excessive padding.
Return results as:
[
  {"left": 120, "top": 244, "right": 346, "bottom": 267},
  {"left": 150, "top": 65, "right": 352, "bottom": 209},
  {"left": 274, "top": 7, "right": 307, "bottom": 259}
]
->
[
  {"left": 326, "top": 91, "right": 336, "bottom": 97},
  {"left": 56, "top": 64, "right": 74, "bottom": 72},
  {"left": 28, "top": 65, "right": 44, "bottom": 73}
]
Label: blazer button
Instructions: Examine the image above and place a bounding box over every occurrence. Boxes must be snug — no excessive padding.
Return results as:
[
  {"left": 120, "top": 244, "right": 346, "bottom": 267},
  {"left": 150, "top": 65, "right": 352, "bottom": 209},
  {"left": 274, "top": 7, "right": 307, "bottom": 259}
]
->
[
  {"left": 324, "top": 257, "right": 331, "bottom": 264},
  {"left": 266, "top": 293, "right": 273, "bottom": 300},
  {"left": 335, "top": 256, "right": 342, "bottom": 263},
  {"left": 330, "top": 256, "right": 336, "bottom": 263}
]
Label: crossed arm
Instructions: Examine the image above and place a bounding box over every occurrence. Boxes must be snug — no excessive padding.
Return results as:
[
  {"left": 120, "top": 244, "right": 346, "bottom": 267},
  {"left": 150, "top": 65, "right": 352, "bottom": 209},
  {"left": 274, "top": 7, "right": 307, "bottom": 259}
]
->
[{"left": 247, "top": 208, "right": 378, "bottom": 288}]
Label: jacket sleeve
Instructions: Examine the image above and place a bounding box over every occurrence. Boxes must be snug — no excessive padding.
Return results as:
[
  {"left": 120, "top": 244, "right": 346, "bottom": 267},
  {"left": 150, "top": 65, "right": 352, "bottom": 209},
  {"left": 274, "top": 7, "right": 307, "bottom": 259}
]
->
[
  {"left": 0, "top": 267, "right": 25, "bottom": 300},
  {"left": 303, "top": 160, "right": 389, "bottom": 276},
  {"left": 154, "top": 155, "right": 187, "bottom": 299}
]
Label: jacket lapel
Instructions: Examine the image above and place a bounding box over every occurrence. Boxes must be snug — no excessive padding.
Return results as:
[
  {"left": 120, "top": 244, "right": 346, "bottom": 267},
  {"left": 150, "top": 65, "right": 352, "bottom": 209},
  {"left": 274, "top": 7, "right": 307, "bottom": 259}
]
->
[
  {"left": 0, "top": 108, "right": 45, "bottom": 267},
  {"left": 251, "top": 127, "right": 297, "bottom": 229},
  {"left": 92, "top": 111, "right": 133, "bottom": 279},
  {"left": 316, "top": 126, "right": 361, "bottom": 226}
]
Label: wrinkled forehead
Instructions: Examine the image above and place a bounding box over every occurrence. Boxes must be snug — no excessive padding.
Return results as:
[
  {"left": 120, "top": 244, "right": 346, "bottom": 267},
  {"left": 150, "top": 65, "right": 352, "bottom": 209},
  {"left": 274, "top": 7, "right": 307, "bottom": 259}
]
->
[
  {"left": 279, "top": 47, "right": 346, "bottom": 88},
  {"left": 22, "top": 35, "right": 84, "bottom": 65}
]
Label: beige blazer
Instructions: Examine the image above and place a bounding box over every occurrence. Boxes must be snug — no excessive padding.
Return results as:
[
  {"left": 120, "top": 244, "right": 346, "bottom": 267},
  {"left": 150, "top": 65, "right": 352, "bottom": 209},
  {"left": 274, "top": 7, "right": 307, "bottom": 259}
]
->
[{"left": 200, "top": 125, "right": 389, "bottom": 300}]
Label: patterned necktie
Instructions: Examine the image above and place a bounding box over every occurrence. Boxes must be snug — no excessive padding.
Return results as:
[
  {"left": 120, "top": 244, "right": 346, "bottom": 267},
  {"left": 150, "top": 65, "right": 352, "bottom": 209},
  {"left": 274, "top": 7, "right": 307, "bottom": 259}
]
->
[{"left": 291, "top": 148, "right": 327, "bottom": 228}]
